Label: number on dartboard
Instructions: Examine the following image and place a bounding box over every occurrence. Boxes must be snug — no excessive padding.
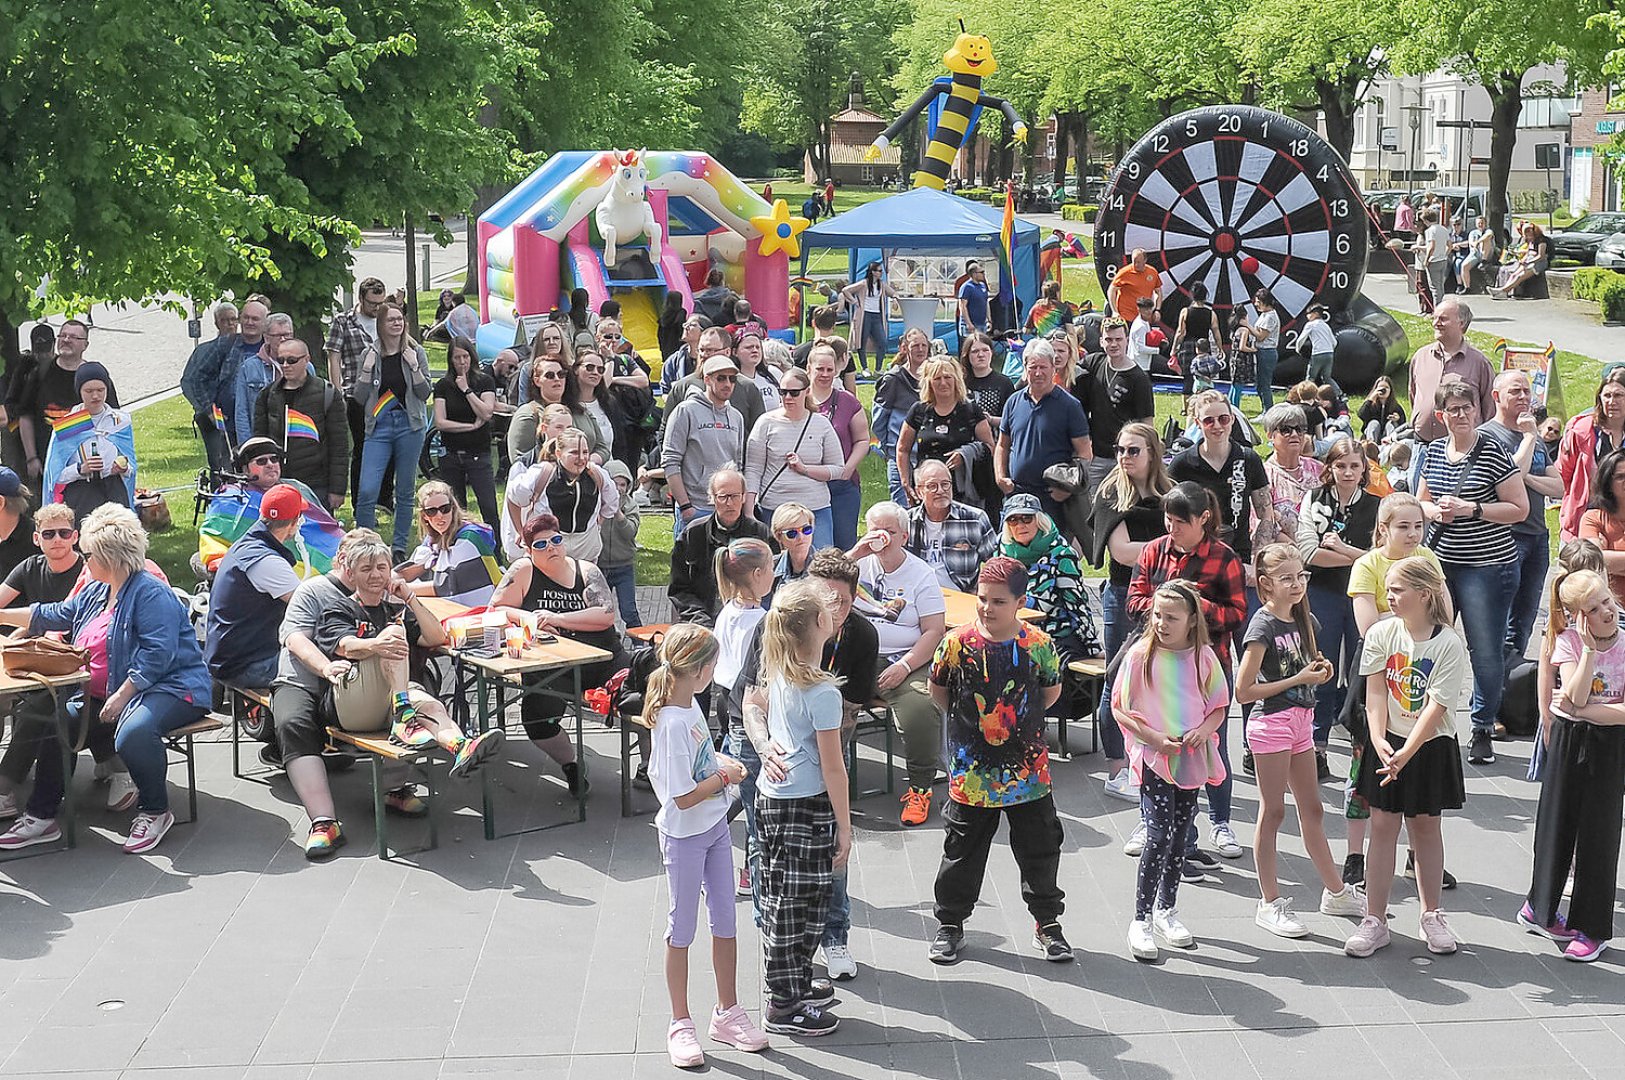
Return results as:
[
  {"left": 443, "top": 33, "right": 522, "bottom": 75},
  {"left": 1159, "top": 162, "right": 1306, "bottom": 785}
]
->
[
  {"left": 1186, "top": 119, "right": 1198, "bottom": 138},
  {"left": 1331, "top": 271, "right": 1349, "bottom": 288},
  {"left": 1336, "top": 234, "right": 1351, "bottom": 255},
  {"left": 1260, "top": 121, "right": 1270, "bottom": 138},
  {"left": 1109, "top": 194, "right": 1124, "bottom": 210},
  {"left": 1290, "top": 139, "right": 1310, "bottom": 157},
  {"left": 1126, "top": 161, "right": 1140, "bottom": 178},
  {"left": 1218, "top": 114, "right": 1241, "bottom": 133},
  {"left": 1331, "top": 199, "right": 1349, "bottom": 216},
  {"left": 1099, "top": 231, "right": 1116, "bottom": 247},
  {"left": 1105, "top": 265, "right": 1118, "bottom": 278},
  {"left": 1317, "top": 165, "right": 1330, "bottom": 181},
  {"left": 1151, "top": 134, "right": 1169, "bottom": 153}
]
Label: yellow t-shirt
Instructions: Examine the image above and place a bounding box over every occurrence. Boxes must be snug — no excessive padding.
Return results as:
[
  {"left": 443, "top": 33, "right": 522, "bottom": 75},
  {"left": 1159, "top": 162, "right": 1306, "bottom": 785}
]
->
[{"left": 1346, "top": 547, "right": 1444, "bottom": 613}]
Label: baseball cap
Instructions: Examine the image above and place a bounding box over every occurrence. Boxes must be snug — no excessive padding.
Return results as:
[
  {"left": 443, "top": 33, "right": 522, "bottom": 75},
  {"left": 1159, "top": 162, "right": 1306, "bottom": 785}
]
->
[
  {"left": 235, "top": 437, "right": 283, "bottom": 470},
  {"left": 0, "top": 468, "right": 22, "bottom": 499},
  {"left": 702, "top": 356, "right": 740, "bottom": 377},
  {"left": 260, "top": 484, "right": 307, "bottom": 521},
  {"left": 1002, "top": 493, "right": 1042, "bottom": 520}
]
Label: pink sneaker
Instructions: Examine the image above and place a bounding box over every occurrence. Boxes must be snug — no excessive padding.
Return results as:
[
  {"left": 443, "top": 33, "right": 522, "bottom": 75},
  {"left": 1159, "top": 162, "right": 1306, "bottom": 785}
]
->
[
  {"left": 667, "top": 1018, "right": 704, "bottom": 1068},
  {"left": 1565, "top": 934, "right": 1608, "bottom": 963},
  {"left": 123, "top": 810, "right": 174, "bottom": 854},
  {"left": 1517, "top": 902, "right": 1579, "bottom": 943},
  {"left": 1344, "top": 914, "right": 1390, "bottom": 958},
  {"left": 1420, "top": 910, "right": 1458, "bottom": 955},
  {"left": 709, "top": 1002, "right": 770, "bottom": 1051}
]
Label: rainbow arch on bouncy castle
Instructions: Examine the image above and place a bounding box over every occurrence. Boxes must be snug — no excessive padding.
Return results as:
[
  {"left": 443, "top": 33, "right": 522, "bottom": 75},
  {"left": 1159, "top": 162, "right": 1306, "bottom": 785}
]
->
[{"left": 476, "top": 150, "right": 790, "bottom": 360}]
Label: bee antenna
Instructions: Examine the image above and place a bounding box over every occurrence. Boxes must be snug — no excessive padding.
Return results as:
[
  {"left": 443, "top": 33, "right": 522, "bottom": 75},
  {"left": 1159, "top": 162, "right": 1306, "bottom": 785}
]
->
[{"left": 958, "top": 17, "right": 966, "bottom": 32}]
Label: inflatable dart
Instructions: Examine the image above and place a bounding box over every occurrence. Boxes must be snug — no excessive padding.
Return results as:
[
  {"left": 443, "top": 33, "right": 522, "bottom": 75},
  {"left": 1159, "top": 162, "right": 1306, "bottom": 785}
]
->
[{"left": 1093, "top": 106, "right": 1405, "bottom": 393}]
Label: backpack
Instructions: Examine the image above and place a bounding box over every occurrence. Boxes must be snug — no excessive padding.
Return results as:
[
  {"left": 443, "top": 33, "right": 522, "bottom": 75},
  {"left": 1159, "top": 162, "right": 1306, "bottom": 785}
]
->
[{"left": 607, "top": 642, "right": 661, "bottom": 721}]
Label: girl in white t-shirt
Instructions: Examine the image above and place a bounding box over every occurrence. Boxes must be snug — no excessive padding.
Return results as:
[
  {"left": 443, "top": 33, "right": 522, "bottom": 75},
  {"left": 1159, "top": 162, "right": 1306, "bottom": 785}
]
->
[
  {"left": 643, "top": 624, "right": 765, "bottom": 1067},
  {"left": 1521, "top": 568, "right": 1625, "bottom": 963},
  {"left": 1346, "top": 556, "right": 1468, "bottom": 959},
  {"left": 713, "top": 538, "right": 775, "bottom": 732}
]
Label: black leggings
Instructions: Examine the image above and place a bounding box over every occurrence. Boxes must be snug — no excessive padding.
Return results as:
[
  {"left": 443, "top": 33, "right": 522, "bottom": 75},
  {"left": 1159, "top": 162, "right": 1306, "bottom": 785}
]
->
[
  {"left": 520, "top": 657, "right": 622, "bottom": 740},
  {"left": 1137, "top": 771, "right": 1201, "bottom": 919},
  {"left": 1526, "top": 720, "right": 1625, "bottom": 941}
]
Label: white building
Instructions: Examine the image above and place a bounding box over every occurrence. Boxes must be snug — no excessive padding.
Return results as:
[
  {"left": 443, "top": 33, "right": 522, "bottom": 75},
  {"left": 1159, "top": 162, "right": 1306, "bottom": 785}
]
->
[{"left": 1341, "top": 66, "right": 1576, "bottom": 205}]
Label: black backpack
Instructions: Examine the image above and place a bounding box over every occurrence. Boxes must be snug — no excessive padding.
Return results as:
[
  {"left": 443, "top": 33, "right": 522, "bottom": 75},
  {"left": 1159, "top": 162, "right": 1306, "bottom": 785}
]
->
[{"left": 608, "top": 642, "right": 661, "bottom": 720}]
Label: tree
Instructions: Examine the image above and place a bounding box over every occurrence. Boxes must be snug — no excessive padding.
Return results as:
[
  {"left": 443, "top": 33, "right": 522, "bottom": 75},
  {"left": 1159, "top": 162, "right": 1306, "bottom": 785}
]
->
[{"left": 1390, "top": 0, "right": 1612, "bottom": 234}]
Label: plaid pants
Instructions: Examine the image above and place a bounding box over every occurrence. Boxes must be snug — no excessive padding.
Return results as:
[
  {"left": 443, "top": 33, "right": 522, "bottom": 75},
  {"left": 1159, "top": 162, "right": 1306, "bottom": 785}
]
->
[{"left": 756, "top": 793, "right": 835, "bottom": 1007}]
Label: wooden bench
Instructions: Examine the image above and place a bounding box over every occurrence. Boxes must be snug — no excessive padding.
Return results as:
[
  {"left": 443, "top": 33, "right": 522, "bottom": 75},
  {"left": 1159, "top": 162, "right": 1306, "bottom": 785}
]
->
[
  {"left": 164, "top": 714, "right": 226, "bottom": 825},
  {"left": 325, "top": 727, "right": 445, "bottom": 860},
  {"left": 226, "top": 685, "right": 273, "bottom": 780},
  {"left": 1063, "top": 658, "right": 1108, "bottom": 756}
]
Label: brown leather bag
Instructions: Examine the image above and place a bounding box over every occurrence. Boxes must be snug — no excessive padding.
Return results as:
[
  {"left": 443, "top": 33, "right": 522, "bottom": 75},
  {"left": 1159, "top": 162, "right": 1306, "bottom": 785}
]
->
[{"left": 2, "top": 637, "right": 90, "bottom": 678}]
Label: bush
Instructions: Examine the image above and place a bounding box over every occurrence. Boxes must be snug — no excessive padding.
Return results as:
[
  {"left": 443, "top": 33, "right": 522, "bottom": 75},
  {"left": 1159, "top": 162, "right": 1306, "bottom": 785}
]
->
[
  {"left": 1599, "top": 277, "right": 1625, "bottom": 322},
  {"left": 1061, "top": 204, "right": 1098, "bottom": 223},
  {"left": 1573, "top": 266, "right": 1622, "bottom": 301}
]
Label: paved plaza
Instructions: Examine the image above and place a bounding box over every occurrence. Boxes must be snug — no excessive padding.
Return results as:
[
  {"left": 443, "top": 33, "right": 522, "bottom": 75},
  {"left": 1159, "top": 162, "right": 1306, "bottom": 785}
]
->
[{"left": 3, "top": 692, "right": 1625, "bottom": 1080}]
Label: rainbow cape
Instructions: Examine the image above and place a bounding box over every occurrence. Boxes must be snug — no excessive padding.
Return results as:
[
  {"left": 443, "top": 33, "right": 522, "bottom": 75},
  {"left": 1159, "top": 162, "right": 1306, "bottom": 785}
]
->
[
  {"left": 42, "top": 409, "right": 137, "bottom": 507},
  {"left": 285, "top": 407, "right": 320, "bottom": 441},
  {"left": 371, "top": 389, "right": 398, "bottom": 419},
  {"left": 1027, "top": 301, "right": 1067, "bottom": 337},
  {"left": 197, "top": 478, "right": 342, "bottom": 578}
]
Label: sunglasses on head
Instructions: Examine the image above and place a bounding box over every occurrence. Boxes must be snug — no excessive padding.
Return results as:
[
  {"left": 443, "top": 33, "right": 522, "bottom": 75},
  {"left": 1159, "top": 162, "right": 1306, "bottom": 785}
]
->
[
  {"left": 530, "top": 534, "right": 566, "bottom": 549},
  {"left": 38, "top": 528, "right": 74, "bottom": 540},
  {"left": 781, "top": 524, "right": 814, "bottom": 539},
  {"left": 421, "top": 503, "right": 454, "bottom": 518}
]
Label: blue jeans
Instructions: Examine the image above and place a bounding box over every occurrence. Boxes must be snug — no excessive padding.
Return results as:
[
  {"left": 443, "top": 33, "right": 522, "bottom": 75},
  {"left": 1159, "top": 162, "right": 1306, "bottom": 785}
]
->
[
  {"left": 730, "top": 730, "right": 764, "bottom": 928},
  {"left": 1308, "top": 582, "right": 1358, "bottom": 747},
  {"left": 884, "top": 453, "right": 907, "bottom": 506},
  {"left": 828, "top": 477, "right": 861, "bottom": 551},
  {"left": 1308, "top": 352, "right": 1338, "bottom": 389},
  {"left": 602, "top": 562, "right": 640, "bottom": 628},
  {"left": 823, "top": 868, "right": 851, "bottom": 948},
  {"left": 1442, "top": 560, "right": 1516, "bottom": 735},
  {"left": 115, "top": 691, "right": 208, "bottom": 814},
  {"left": 1506, "top": 530, "right": 1550, "bottom": 666},
  {"left": 357, "top": 407, "right": 426, "bottom": 553},
  {"left": 1254, "top": 348, "right": 1279, "bottom": 409},
  {"left": 1096, "top": 581, "right": 1129, "bottom": 761}
]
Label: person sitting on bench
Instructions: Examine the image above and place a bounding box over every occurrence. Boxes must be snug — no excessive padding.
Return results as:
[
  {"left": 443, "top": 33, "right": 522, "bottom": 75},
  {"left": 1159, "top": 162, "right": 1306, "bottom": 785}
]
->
[{"left": 273, "top": 527, "right": 504, "bottom": 859}]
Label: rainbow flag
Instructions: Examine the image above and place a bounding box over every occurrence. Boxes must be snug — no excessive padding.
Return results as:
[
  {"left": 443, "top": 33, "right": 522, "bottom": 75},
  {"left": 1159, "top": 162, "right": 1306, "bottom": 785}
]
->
[
  {"left": 371, "top": 389, "right": 397, "bottom": 419},
  {"left": 285, "top": 407, "right": 320, "bottom": 441},
  {"left": 211, "top": 404, "right": 226, "bottom": 432},
  {"left": 51, "top": 407, "right": 94, "bottom": 438},
  {"left": 198, "top": 479, "right": 342, "bottom": 579},
  {"left": 999, "top": 179, "right": 1017, "bottom": 297}
]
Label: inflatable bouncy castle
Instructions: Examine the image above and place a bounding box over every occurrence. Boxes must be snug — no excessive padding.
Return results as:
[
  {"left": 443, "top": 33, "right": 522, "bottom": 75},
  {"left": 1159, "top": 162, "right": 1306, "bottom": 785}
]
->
[{"left": 476, "top": 150, "right": 792, "bottom": 360}]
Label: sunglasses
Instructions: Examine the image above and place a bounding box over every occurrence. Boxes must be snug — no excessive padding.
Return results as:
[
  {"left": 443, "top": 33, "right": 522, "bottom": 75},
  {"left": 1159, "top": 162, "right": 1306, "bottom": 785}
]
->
[
  {"left": 1007, "top": 514, "right": 1036, "bottom": 525},
  {"left": 781, "top": 524, "right": 814, "bottom": 539},
  {"left": 421, "top": 504, "right": 454, "bottom": 518},
  {"left": 250, "top": 454, "right": 280, "bottom": 466},
  {"left": 278, "top": 357, "right": 306, "bottom": 366},
  {"left": 1275, "top": 425, "right": 1304, "bottom": 435},
  {"left": 712, "top": 374, "right": 738, "bottom": 383},
  {"left": 782, "top": 385, "right": 808, "bottom": 396},
  {"left": 1114, "top": 445, "right": 1144, "bottom": 458},
  {"left": 599, "top": 333, "right": 622, "bottom": 342},
  {"left": 530, "top": 535, "right": 566, "bottom": 549},
  {"left": 579, "top": 364, "right": 604, "bottom": 374},
  {"left": 539, "top": 370, "right": 566, "bottom": 380},
  {"left": 38, "top": 528, "right": 75, "bottom": 540},
  {"left": 1199, "top": 414, "right": 1233, "bottom": 427}
]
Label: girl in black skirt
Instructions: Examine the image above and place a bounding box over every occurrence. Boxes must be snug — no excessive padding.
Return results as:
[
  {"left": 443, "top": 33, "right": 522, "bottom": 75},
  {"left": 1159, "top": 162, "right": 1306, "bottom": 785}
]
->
[
  {"left": 1345, "top": 556, "right": 1468, "bottom": 959},
  {"left": 1520, "top": 568, "right": 1625, "bottom": 962}
]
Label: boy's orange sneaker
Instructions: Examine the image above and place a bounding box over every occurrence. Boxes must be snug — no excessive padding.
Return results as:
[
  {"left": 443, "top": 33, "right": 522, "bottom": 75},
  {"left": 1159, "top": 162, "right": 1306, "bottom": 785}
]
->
[{"left": 900, "top": 786, "right": 932, "bottom": 827}]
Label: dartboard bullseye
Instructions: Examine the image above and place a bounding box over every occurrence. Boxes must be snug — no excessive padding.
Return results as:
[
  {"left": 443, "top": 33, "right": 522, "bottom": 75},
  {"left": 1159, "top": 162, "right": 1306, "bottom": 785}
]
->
[{"left": 1093, "top": 106, "right": 1369, "bottom": 323}]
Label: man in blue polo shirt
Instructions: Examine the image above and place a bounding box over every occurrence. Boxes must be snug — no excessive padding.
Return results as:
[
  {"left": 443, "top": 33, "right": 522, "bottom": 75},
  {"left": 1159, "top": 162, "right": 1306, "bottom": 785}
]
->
[
  {"left": 995, "top": 338, "right": 1092, "bottom": 521},
  {"left": 957, "top": 262, "right": 991, "bottom": 335}
]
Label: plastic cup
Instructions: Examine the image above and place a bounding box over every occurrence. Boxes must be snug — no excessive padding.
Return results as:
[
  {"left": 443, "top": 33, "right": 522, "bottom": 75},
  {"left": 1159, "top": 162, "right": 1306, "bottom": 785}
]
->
[{"left": 505, "top": 625, "right": 524, "bottom": 659}]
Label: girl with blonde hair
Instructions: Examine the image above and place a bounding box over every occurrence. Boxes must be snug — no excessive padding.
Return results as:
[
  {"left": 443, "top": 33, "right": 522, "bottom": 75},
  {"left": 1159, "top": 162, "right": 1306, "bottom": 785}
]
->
[{"left": 398, "top": 480, "right": 501, "bottom": 606}]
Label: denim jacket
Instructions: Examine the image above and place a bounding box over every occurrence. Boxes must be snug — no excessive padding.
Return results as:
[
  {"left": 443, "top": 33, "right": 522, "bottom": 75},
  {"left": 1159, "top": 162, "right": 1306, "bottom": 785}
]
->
[{"left": 353, "top": 341, "right": 432, "bottom": 435}]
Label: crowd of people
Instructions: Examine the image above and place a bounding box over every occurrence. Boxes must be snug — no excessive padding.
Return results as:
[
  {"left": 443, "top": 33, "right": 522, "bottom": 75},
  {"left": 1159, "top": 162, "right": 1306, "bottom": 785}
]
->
[{"left": 2, "top": 263, "right": 1621, "bottom": 1068}]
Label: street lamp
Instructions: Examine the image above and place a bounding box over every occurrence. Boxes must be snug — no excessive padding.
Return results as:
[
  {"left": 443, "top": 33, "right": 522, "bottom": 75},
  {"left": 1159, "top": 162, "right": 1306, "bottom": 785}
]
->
[{"left": 1402, "top": 101, "right": 1428, "bottom": 203}]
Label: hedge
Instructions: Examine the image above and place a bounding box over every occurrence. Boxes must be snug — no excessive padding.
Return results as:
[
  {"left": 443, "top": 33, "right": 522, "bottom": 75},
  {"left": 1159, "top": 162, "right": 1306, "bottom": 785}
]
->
[
  {"left": 1599, "top": 277, "right": 1625, "bottom": 322},
  {"left": 1061, "top": 204, "right": 1099, "bottom": 223},
  {"left": 1572, "top": 266, "right": 1624, "bottom": 302}
]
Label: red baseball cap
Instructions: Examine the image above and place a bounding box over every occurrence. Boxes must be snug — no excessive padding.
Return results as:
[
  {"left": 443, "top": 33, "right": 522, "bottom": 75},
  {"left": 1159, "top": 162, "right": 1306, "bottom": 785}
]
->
[{"left": 261, "top": 484, "right": 307, "bottom": 521}]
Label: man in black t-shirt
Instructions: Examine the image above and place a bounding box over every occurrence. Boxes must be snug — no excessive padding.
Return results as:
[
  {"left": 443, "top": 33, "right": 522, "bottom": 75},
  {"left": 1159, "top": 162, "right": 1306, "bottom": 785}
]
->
[
  {"left": 1073, "top": 317, "right": 1155, "bottom": 506},
  {"left": 737, "top": 549, "right": 877, "bottom": 981},
  {"left": 18, "top": 320, "right": 118, "bottom": 479},
  {"left": 0, "top": 468, "right": 38, "bottom": 581}
]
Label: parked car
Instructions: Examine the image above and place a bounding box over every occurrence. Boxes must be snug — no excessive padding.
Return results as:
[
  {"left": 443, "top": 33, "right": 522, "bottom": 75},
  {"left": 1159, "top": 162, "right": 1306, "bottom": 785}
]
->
[
  {"left": 1364, "top": 190, "right": 1412, "bottom": 239},
  {"left": 1550, "top": 212, "right": 1625, "bottom": 265},
  {"left": 1592, "top": 231, "right": 1625, "bottom": 269}
]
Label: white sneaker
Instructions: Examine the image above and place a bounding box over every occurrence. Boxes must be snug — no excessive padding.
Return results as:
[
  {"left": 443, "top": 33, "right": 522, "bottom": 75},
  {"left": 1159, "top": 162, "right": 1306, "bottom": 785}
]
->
[
  {"left": 1153, "top": 907, "right": 1194, "bottom": 948},
  {"left": 0, "top": 790, "right": 17, "bottom": 819},
  {"left": 1320, "top": 884, "right": 1368, "bottom": 918},
  {"left": 123, "top": 810, "right": 174, "bottom": 854},
  {"left": 821, "top": 943, "right": 858, "bottom": 981},
  {"left": 0, "top": 814, "right": 61, "bottom": 849},
  {"left": 106, "top": 773, "right": 138, "bottom": 812},
  {"left": 1256, "top": 897, "right": 1309, "bottom": 938},
  {"left": 1103, "top": 771, "right": 1140, "bottom": 803},
  {"left": 1128, "top": 918, "right": 1158, "bottom": 960},
  {"left": 1123, "top": 820, "right": 1147, "bottom": 857},
  {"left": 1211, "top": 823, "right": 1244, "bottom": 859}
]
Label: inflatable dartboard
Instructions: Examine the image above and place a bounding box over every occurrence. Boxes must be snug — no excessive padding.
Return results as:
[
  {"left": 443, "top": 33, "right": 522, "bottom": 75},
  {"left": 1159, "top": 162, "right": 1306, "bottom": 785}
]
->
[{"left": 1094, "top": 106, "right": 1401, "bottom": 392}]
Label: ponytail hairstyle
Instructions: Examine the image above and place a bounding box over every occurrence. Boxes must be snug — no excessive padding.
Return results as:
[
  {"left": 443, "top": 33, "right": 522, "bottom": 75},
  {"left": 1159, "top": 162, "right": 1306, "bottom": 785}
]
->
[
  {"left": 762, "top": 579, "right": 841, "bottom": 690},
  {"left": 1388, "top": 555, "right": 1451, "bottom": 628},
  {"left": 639, "top": 624, "right": 720, "bottom": 730},
  {"left": 1253, "top": 544, "right": 1318, "bottom": 658},
  {"left": 1372, "top": 492, "right": 1424, "bottom": 550},
  {"left": 1162, "top": 481, "right": 1219, "bottom": 539},
  {"left": 1543, "top": 568, "right": 1613, "bottom": 664},
  {"left": 714, "top": 537, "right": 774, "bottom": 605},
  {"left": 1142, "top": 578, "right": 1211, "bottom": 683}
]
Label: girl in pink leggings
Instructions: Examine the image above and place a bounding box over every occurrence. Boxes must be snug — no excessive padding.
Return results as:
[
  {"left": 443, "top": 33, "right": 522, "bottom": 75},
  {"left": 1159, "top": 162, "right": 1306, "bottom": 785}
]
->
[
  {"left": 644, "top": 624, "right": 768, "bottom": 1067},
  {"left": 1237, "top": 544, "right": 1367, "bottom": 939}
]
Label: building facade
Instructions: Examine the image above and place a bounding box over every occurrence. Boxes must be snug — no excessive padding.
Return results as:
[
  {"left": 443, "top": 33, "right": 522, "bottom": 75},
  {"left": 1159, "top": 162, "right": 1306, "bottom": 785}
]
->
[{"left": 1568, "top": 85, "right": 1624, "bottom": 214}]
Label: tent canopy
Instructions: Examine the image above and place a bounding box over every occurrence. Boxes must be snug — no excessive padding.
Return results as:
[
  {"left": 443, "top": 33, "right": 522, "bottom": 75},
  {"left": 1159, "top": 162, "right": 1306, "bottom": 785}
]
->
[{"left": 801, "top": 187, "right": 1041, "bottom": 251}]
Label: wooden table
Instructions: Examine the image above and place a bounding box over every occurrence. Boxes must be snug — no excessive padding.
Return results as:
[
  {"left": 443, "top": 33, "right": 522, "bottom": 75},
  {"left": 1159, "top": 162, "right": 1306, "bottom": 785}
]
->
[
  {"left": 0, "top": 667, "right": 90, "bottom": 861},
  {"left": 940, "top": 588, "right": 1043, "bottom": 628}
]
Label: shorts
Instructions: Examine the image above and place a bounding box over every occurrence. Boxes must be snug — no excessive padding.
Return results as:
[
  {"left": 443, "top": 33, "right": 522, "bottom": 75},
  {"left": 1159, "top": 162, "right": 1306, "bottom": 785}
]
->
[
  {"left": 1246, "top": 705, "right": 1314, "bottom": 756},
  {"left": 272, "top": 676, "right": 434, "bottom": 761}
]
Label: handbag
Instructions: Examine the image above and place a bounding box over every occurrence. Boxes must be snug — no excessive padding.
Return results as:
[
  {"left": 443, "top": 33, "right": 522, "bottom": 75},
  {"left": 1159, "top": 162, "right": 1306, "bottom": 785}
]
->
[{"left": 2, "top": 637, "right": 91, "bottom": 678}]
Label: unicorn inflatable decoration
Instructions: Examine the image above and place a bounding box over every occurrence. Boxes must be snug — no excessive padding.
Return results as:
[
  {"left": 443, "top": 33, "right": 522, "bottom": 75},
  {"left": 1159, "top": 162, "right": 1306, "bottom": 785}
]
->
[{"left": 595, "top": 149, "right": 662, "bottom": 268}]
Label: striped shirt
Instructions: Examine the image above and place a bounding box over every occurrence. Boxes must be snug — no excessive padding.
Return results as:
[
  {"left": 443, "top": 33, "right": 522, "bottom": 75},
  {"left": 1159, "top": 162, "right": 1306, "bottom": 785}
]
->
[{"left": 1419, "top": 435, "right": 1518, "bottom": 565}]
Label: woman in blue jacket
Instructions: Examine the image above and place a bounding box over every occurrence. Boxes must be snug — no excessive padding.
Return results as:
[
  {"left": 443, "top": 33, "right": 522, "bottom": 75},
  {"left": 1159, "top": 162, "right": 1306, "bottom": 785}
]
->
[{"left": 0, "top": 505, "right": 209, "bottom": 855}]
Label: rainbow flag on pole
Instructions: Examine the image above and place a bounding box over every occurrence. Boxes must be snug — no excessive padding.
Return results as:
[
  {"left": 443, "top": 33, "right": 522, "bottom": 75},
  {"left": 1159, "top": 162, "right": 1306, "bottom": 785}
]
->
[
  {"left": 999, "top": 179, "right": 1017, "bottom": 298},
  {"left": 285, "top": 407, "right": 320, "bottom": 441},
  {"left": 211, "top": 404, "right": 226, "bottom": 432},
  {"left": 51, "top": 407, "right": 95, "bottom": 439},
  {"left": 371, "top": 389, "right": 397, "bottom": 419}
]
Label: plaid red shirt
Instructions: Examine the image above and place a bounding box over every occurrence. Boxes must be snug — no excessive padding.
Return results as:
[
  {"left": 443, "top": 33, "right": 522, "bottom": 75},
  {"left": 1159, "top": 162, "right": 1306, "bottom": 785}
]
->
[{"left": 1125, "top": 534, "right": 1247, "bottom": 665}]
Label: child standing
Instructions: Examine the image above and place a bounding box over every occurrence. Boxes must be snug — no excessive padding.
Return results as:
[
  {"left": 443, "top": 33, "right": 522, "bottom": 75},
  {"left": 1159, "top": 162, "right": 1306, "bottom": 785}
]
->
[
  {"left": 712, "top": 538, "right": 775, "bottom": 895},
  {"left": 599, "top": 461, "right": 641, "bottom": 629},
  {"left": 1345, "top": 556, "right": 1468, "bottom": 958},
  {"left": 643, "top": 625, "right": 768, "bottom": 1067},
  {"left": 1520, "top": 568, "right": 1625, "bottom": 962},
  {"left": 1114, "top": 580, "right": 1231, "bottom": 960},
  {"left": 756, "top": 579, "right": 852, "bottom": 1037},
  {"left": 1238, "top": 544, "right": 1367, "bottom": 938}
]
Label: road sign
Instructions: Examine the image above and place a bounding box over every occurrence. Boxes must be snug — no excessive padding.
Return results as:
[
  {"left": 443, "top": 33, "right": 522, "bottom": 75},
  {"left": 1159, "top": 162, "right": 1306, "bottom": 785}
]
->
[{"left": 1380, "top": 127, "right": 1400, "bottom": 151}]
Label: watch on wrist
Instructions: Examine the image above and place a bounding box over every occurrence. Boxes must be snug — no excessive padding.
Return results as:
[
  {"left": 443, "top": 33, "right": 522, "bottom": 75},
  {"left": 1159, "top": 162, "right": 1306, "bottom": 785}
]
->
[{"left": 1471, "top": 501, "right": 1484, "bottom": 520}]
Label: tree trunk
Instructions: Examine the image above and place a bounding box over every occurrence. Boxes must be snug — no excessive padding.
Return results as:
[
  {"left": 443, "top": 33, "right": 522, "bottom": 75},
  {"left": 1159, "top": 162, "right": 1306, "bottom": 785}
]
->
[
  {"left": 404, "top": 214, "right": 419, "bottom": 332},
  {"left": 1483, "top": 69, "right": 1528, "bottom": 238},
  {"left": 1317, "top": 76, "right": 1360, "bottom": 165}
]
